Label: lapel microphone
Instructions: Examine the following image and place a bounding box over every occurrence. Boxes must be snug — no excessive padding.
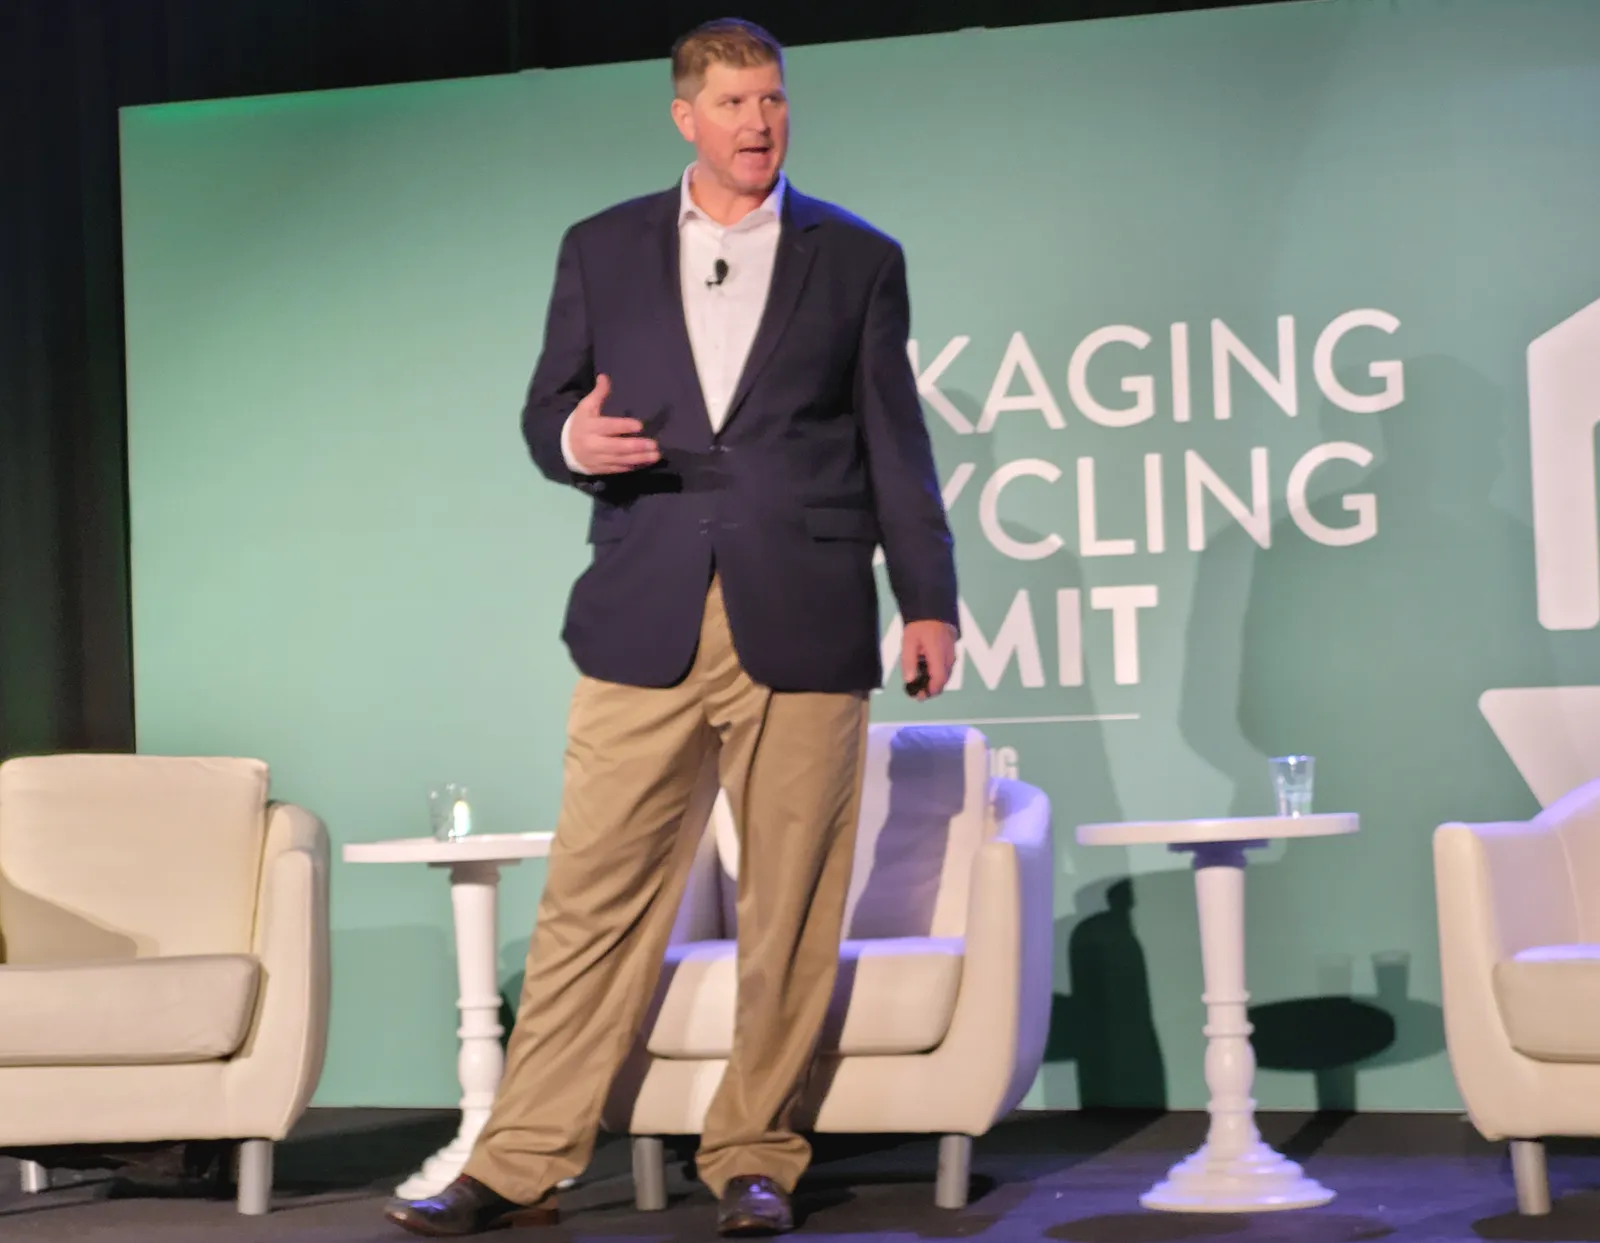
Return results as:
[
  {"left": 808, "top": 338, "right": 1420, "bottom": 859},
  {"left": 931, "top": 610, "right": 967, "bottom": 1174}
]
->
[{"left": 706, "top": 258, "right": 729, "bottom": 287}]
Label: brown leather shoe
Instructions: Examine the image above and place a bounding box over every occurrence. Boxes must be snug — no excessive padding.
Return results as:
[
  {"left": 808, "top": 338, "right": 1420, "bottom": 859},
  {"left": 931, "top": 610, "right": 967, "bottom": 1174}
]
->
[
  {"left": 717, "top": 1175, "right": 794, "bottom": 1237},
  {"left": 383, "top": 1175, "right": 558, "bottom": 1237}
]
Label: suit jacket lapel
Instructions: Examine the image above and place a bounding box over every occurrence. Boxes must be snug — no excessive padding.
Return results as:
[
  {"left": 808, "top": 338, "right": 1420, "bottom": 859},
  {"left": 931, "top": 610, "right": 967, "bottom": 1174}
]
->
[
  {"left": 649, "top": 191, "right": 712, "bottom": 432},
  {"left": 720, "top": 189, "right": 823, "bottom": 432}
]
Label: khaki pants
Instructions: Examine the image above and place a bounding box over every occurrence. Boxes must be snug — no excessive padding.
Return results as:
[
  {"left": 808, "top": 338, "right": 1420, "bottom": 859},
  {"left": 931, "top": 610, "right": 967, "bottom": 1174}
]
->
[{"left": 464, "top": 577, "right": 869, "bottom": 1203}]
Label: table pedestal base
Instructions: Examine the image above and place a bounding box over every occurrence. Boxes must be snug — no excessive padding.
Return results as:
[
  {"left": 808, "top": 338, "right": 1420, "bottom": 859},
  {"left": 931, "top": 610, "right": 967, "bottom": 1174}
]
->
[
  {"left": 394, "top": 1121, "right": 583, "bottom": 1200},
  {"left": 1142, "top": 1140, "right": 1333, "bottom": 1213},
  {"left": 396, "top": 1111, "right": 489, "bottom": 1200},
  {"left": 342, "top": 834, "right": 563, "bottom": 1204},
  {"left": 395, "top": 860, "right": 507, "bottom": 1200},
  {"left": 394, "top": 859, "right": 577, "bottom": 1201},
  {"left": 1142, "top": 840, "right": 1334, "bottom": 1214},
  {"left": 1074, "top": 816, "right": 1359, "bottom": 1216}
]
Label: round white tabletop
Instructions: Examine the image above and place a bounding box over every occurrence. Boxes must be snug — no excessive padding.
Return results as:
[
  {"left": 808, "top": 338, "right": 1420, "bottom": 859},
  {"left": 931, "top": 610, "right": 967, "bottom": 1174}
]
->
[
  {"left": 342, "top": 831, "right": 554, "bottom": 865},
  {"left": 1077, "top": 813, "right": 1358, "bottom": 848},
  {"left": 1075, "top": 811, "right": 1361, "bottom": 1213},
  {"left": 342, "top": 831, "right": 555, "bottom": 1199}
]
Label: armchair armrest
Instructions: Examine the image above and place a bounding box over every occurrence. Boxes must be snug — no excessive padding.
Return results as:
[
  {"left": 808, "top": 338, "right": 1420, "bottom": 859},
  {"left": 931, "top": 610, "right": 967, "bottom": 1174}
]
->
[
  {"left": 223, "top": 801, "right": 331, "bottom": 1139},
  {"left": 1437, "top": 803, "right": 1585, "bottom": 966},
  {"left": 927, "top": 777, "right": 1054, "bottom": 1133}
]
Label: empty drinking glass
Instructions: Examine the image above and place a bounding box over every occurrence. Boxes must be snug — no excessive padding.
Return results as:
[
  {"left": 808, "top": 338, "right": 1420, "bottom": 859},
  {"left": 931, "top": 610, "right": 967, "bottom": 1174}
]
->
[
  {"left": 429, "top": 783, "right": 473, "bottom": 841},
  {"left": 1269, "top": 756, "right": 1314, "bottom": 817}
]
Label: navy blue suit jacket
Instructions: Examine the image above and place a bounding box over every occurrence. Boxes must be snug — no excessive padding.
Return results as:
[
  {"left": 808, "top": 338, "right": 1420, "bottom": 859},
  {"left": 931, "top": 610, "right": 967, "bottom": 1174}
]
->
[{"left": 521, "top": 183, "right": 959, "bottom": 694}]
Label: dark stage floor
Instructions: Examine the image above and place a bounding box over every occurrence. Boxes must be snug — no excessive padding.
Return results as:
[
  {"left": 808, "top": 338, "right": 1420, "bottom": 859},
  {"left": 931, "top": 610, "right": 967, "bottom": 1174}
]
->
[{"left": 3, "top": 1110, "right": 1600, "bottom": 1242}]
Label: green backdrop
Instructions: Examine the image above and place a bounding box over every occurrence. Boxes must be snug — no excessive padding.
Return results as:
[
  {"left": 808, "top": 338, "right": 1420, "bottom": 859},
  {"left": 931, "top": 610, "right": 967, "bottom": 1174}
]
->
[{"left": 121, "top": 0, "right": 1600, "bottom": 1111}]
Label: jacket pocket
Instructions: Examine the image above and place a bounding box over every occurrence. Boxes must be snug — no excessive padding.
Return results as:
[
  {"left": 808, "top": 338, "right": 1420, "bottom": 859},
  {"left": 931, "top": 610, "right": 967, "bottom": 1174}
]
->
[{"left": 803, "top": 507, "right": 881, "bottom": 542}]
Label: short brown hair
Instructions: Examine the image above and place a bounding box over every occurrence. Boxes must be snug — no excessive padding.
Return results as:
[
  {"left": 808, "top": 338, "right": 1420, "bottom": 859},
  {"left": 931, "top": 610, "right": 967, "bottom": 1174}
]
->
[{"left": 670, "top": 19, "right": 784, "bottom": 101}]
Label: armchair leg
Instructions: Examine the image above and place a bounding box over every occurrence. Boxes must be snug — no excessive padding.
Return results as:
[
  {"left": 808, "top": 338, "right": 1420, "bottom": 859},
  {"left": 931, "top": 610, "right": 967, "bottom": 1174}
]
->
[
  {"left": 1510, "top": 1140, "right": 1551, "bottom": 1216},
  {"left": 236, "top": 1139, "right": 273, "bottom": 1216},
  {"left": 935, "top": 1134, "right": 972, "bottom": 1209},
  {"left": 19, "top": 1161, "right": 49, "bottom": 1194},
  {"left": 633, "top": 1136, "right": 667, "bottom": 1211}
]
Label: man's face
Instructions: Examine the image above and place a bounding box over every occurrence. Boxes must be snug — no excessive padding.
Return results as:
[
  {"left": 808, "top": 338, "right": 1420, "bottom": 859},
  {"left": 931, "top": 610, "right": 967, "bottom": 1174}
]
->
[{"left": 671, "top": 60, "right": 789, "bottom": 199}]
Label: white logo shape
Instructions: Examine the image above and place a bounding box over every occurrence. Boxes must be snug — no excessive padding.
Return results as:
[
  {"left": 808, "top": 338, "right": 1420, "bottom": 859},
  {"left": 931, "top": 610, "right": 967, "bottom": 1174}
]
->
[
  {"left": 1530, "top": 296, "right": 1600, "bottom": 630},
  {"left": 1481, "top": 295, "right": 1600, "bottom": 806}
]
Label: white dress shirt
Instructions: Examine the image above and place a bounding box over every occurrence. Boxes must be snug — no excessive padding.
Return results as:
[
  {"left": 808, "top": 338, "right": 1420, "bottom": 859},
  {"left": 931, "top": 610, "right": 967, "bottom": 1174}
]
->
[{"left": 561, "top": 167, "right": 786, "bottom": 473}]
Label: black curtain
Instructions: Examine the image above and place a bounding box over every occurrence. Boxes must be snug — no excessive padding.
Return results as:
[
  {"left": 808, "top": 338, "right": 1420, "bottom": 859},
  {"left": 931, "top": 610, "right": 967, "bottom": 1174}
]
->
[
  {"left": 1, "top": 2, "right": 131, "bottom": 758},
  {"left": 0, "top": 0, "right": 1286, "bottom": 761}
]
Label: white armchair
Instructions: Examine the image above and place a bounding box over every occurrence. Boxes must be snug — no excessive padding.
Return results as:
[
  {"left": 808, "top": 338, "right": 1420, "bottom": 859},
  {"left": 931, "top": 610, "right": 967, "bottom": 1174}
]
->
[
  {"left": 1434, "top": 777, "right": 1600, "bottom": 1216},
  {"left": 0, "top": 754, "right": 330, "bottom": 1215},
  {"left": 603, "top": 723, "right": 1054, "bottom": 1208}
]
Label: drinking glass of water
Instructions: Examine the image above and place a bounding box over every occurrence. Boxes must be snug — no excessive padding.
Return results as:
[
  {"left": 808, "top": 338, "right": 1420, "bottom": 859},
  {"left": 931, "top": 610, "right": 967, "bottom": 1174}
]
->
[
  {"left": 1269, "top": 756, "right": 1314, "bottom": 817},
  {"left": 429, "top": 783, "right": 473, "bottom": 842}
]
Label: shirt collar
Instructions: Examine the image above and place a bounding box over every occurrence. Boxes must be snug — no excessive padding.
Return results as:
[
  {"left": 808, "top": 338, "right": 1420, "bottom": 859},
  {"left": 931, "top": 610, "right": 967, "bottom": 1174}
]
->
[{"left": 678, "top": 164, "right": 786, "bottom": 230}]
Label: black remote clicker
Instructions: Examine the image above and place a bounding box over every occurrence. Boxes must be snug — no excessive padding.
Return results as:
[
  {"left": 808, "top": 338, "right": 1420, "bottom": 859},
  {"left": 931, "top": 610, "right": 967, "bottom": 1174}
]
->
[{"left": 904, "top": 654, "right": 930, "bottom": 697}]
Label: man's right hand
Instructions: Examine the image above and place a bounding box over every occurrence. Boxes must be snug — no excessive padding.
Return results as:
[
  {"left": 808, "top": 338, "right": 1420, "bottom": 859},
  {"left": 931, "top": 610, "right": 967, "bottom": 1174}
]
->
[{"left": 566, "top": 374, "right": 661, "bottom": 475}]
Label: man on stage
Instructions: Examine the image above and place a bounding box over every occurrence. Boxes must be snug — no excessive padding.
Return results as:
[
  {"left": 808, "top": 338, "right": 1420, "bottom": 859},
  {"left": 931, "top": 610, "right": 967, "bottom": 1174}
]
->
[{"left": 387, "top": 17, "right": 959, "bottom": 1238}]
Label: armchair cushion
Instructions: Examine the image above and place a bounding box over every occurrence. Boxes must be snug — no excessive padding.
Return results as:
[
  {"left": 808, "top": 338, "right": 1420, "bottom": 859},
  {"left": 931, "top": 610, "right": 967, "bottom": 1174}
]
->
[
  {"left": 646, "top": 937, "right": 963, "bottom": 1058},
  {"left": 0, "top": 755, "right": 269, "bottom": 962},
  {"left": 1493, "top": 944, "right": 1600, "bottom": 1062},
  {"left": 0, "top": 954, "right": 260, "bottom": 1067}
]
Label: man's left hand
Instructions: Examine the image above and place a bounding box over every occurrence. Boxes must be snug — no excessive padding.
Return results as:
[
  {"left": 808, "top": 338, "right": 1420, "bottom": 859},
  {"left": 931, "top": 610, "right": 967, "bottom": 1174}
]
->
[{"left": 901, "top": 619, "right": 959, "bottom": 701}]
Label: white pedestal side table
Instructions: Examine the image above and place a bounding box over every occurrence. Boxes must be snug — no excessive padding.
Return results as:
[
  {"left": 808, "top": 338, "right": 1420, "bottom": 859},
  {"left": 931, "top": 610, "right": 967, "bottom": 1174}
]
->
[
  {"left": 343, "top": 832, "right": 554, "bottom": 1199},
  {"left": 1075, "top": 813, "right": 1360, "bottom": 1213}
]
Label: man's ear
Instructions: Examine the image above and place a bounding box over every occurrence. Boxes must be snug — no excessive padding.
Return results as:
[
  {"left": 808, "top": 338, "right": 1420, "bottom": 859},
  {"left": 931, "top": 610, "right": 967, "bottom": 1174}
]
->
[{"left": 670, "top": 97, "right": 695, "bottom": 144}]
